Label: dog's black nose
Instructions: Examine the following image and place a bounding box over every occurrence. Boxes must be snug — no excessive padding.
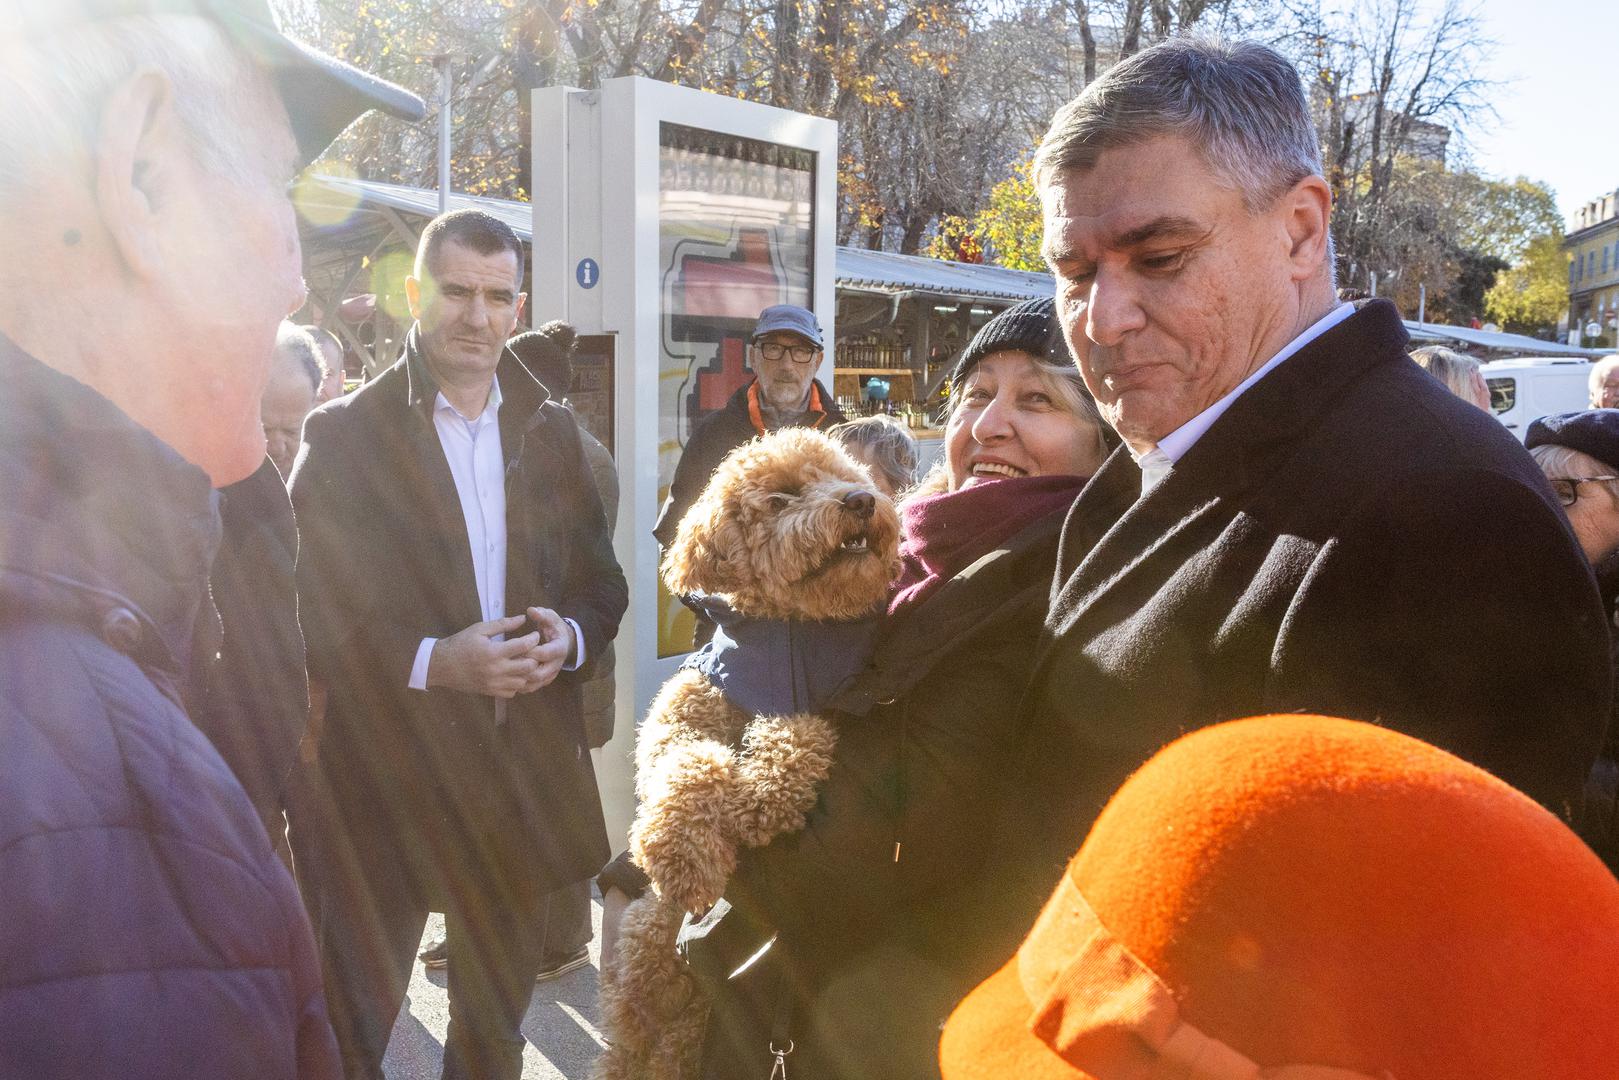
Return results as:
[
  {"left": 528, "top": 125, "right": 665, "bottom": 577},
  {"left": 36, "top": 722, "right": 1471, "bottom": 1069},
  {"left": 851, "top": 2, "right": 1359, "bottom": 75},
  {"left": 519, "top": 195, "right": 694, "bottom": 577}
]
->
[{"left": 843, "top": 490, "right": 876, "bottom": 520}]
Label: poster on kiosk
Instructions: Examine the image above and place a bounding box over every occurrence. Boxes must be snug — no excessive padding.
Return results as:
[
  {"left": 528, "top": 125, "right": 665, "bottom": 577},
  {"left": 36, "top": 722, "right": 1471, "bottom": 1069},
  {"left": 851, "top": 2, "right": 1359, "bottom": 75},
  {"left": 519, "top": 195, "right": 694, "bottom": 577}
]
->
[{"left": 530, "top": 78, "right": 838, "bottom": 846}]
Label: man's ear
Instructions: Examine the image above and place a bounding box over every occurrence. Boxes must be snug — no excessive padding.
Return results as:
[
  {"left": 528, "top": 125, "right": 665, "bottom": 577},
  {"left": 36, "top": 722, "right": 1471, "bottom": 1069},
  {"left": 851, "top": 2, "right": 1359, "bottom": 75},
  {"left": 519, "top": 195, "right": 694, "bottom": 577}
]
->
[
  {"left": 515, "top": 292, "right": 528, "bottom": 323},
  {"left": 94, "top": 68, "right": 177, "bottom": 280},
  {"left": 404, "top": 274, "right": 424, "bottom": 320},
  {"left": 1281, "top": 174, "right": 1333, "bottom": 282}
]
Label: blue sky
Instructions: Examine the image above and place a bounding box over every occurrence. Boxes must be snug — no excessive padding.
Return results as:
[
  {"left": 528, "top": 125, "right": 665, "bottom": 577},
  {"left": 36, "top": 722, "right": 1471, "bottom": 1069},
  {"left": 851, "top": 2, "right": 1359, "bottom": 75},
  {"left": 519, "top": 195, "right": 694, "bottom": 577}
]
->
[{"left": 1469, "top": 0, "right": 1616, "bottom": 226}]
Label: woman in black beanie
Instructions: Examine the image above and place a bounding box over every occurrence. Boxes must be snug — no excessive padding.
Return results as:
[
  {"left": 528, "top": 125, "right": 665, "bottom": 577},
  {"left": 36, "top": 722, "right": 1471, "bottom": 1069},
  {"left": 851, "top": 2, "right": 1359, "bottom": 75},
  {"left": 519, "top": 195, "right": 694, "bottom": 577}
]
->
[{"left": 684, "top": 295, "right": 1114, "bottom": 1080}]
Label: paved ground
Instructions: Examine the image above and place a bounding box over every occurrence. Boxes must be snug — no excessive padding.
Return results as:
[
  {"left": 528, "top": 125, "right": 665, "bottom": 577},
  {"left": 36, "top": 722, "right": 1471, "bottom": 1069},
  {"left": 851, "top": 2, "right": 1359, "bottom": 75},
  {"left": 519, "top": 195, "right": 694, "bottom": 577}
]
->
[{"left": 382, "top": 898, "right": 607, "bottom": 1080}]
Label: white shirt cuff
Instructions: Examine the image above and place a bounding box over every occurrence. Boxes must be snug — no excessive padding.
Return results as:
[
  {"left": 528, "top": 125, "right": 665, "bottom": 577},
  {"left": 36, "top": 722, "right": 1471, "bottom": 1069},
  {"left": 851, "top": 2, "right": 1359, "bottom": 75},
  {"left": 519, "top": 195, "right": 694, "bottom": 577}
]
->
[
  {"left": 409, "top": 637, "right": 437, "bottom": 690},
  {"left": 563, "top": 618, "right": 585, "bottom": 671}
]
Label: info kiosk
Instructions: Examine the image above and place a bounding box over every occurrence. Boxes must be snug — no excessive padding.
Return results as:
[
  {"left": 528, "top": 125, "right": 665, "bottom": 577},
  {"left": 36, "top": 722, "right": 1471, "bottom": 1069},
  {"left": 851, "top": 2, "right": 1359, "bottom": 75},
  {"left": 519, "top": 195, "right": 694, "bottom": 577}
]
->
[{"left": 529, "top": 79, "right": 839, "bottom": 845}]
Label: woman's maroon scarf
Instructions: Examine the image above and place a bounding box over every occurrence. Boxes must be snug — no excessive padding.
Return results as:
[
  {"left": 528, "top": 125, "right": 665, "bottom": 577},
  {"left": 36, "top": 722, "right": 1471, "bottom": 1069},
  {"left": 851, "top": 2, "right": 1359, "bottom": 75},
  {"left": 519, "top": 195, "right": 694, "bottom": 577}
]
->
[{"left": 889, "top": 474, "right": 1086, "bottom": 616}]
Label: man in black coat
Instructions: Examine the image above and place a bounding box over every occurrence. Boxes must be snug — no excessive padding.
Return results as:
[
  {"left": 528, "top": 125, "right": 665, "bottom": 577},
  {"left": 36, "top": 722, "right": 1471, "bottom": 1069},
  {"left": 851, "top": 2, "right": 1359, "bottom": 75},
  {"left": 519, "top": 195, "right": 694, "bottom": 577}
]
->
[
  {"left": 1010, "top": 38, "right": 1611, "bottom": 913},
  {"left": 654, "top": 305, "right": 844, "bottom": 644},
  {"left": 291, "top": 210, "right": 627, "bottom": 1080}
]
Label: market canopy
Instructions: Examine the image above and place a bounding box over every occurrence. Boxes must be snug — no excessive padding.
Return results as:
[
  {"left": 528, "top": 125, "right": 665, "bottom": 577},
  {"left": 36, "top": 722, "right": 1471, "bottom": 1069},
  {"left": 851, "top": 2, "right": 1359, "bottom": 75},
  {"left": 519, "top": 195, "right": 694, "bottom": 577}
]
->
[{"left": 1401, "top": 320, "right": 1606, "bottom": 358}]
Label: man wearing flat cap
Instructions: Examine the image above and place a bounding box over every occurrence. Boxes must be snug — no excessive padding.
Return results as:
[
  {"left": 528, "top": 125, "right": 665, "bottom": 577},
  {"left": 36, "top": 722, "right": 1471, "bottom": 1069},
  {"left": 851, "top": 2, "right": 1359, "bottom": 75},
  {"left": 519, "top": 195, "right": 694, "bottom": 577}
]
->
[
  {"left": 0, "top": 3, "right": 421, "bottom": 1076},
  {"left": 655, "top": 303, "right": 845, "bottom": 647},
  {"left": 1005, "top": 36, "right": 1610, "bottom": 933}
]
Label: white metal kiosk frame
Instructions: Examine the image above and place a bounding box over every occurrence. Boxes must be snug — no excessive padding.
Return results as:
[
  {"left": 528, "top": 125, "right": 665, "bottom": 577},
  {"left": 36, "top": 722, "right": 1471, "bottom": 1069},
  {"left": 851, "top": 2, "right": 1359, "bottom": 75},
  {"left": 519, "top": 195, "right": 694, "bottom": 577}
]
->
[{"left": 530, "top": 79, "right": 838, "bottom": 845}]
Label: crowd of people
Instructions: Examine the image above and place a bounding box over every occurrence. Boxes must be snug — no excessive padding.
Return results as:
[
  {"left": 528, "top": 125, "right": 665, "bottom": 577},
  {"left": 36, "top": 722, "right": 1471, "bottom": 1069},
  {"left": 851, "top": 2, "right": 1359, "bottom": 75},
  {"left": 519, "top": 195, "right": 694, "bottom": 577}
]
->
[{"left": 8, "top": 6, "right": 1619, "bottom": 1080}]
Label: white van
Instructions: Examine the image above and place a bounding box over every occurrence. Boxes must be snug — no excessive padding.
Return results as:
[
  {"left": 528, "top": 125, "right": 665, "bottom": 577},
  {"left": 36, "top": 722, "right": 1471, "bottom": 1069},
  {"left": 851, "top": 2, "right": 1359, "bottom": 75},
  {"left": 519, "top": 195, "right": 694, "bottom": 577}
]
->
[{"left": 1481, "top": 358, "right": 1592, "bottom": 442}]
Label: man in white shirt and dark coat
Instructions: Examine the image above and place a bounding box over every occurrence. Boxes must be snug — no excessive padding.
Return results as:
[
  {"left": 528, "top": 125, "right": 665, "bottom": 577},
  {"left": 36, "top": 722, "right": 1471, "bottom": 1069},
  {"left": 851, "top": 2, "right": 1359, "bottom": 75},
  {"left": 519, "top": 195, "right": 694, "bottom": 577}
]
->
[
  {"left": 1000, "top": 37, "right": 1611, "bottom": 935},
  {"left": 291, "top": 209, "right": 627, "bottom": 1080}
]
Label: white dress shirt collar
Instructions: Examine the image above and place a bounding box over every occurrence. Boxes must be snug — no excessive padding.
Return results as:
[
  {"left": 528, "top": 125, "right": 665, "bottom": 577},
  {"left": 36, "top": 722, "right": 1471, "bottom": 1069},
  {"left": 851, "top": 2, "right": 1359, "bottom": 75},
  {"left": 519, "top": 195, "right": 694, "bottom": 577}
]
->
[{"left": 435, "top": 375, "right": 503, "bottom": 425}]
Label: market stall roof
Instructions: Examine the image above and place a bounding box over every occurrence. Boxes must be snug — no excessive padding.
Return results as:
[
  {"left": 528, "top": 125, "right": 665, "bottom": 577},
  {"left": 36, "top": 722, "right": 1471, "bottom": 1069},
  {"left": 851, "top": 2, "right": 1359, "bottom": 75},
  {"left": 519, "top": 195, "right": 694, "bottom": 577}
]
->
[
  {"left": 1400, "top": 320, "right": 1606, "bottom": 358},
  {"left": 834, "top": 247, "right": 1054, "bottom": 302},
  {"left": 302, "top": 174, "right": 1055, "bottom": 304}
]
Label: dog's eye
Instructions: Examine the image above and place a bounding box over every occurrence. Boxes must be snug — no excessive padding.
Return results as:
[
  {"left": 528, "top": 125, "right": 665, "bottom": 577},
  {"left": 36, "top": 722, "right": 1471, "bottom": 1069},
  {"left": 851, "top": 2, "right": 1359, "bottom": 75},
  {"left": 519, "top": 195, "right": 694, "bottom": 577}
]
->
[{"left": 766, "top": 492, "right": 796, "bottom": 507}]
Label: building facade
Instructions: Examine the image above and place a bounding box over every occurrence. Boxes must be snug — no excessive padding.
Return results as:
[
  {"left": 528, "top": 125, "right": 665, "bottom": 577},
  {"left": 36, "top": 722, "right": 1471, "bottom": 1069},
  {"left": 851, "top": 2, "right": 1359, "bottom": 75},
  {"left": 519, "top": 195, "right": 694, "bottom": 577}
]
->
[{"left": 1567, "top": 190, "right": 1619, "bottom": 349}]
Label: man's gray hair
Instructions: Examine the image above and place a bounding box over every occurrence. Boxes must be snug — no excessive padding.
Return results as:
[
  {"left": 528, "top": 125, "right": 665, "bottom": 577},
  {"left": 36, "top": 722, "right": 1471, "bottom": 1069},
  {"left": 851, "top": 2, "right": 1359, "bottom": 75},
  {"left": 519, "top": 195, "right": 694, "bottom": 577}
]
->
[
  {"left": 1590, "top": 355, "right": 1619, "bottom": 403},
  {"left": 0, "top": 15, "right": 265, "bottom": 192},
  {"left": 1035, "top": 36, "right": 1323, "bottom": 213},
  {"left": 273, "top": 321, "right": 325, "bottom": 394}
]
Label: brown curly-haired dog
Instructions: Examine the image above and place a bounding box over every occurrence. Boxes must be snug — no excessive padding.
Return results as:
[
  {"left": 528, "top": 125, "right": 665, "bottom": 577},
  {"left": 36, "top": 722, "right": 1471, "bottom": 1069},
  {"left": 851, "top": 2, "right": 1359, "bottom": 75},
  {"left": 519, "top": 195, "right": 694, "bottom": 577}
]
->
[{"left": 593, "top": 428, "right": 900, "bottom": 1080}]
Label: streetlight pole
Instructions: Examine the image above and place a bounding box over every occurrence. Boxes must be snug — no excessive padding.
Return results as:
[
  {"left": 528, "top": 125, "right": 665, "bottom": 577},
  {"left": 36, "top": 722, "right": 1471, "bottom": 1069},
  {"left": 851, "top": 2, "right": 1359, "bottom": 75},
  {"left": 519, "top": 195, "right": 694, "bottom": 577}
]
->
[{"left": 436, "top": 55, "right": 452, "bottom": 215}]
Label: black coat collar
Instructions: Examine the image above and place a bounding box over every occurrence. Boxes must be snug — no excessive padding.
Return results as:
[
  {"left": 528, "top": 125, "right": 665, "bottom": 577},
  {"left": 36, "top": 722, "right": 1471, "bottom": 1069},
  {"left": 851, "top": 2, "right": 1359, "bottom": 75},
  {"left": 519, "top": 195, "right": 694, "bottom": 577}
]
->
[
  {"left": 401, "top": 324, "right": 552, "bottom": 422},
  {"left": 1055, "top": 299, "right": 1410, "bottom": 592},
  {"left": 1031, "top": 299, "right": 1414, "bottom": 727}
]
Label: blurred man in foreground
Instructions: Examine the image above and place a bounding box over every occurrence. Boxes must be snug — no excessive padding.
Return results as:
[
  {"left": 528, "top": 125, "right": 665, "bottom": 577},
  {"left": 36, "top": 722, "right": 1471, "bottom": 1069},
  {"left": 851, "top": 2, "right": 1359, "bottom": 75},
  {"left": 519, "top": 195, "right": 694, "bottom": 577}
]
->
[{"left": 0, "top": 2, "right": 420, "bottom": 1075}]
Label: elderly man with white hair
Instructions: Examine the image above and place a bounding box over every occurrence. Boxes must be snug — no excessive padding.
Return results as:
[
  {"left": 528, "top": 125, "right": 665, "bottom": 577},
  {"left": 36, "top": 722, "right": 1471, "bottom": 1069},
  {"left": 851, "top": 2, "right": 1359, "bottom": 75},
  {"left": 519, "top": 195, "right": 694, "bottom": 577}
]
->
[
  {"left": 1001, "top": 37, "right": 1611, "bottom": 928},
  {"left": 0, "top": 2, "right": 420, "bottom": 1076},
  {"left": 1591, "top": 354, "right": 1619, "bottom": 409}
]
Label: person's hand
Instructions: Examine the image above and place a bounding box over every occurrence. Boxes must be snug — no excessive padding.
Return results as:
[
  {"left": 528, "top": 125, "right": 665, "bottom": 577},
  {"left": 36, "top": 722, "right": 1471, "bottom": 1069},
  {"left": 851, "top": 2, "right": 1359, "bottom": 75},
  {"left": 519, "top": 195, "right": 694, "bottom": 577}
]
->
[
  {"left": 426, "top": 614, "right": 542, "bottom": 698},
  {"left": 521, "top": 606, "right": 575, "bottom": 691}
]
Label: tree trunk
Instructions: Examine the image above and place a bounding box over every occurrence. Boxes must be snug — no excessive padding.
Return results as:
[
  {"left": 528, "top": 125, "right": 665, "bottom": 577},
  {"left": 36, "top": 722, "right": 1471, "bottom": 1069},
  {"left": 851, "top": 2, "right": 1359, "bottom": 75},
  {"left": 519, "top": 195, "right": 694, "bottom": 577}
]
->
[
  {"left": 1070, "top": 0, "right": 1097, "bottom": 82},
  {"left": 1119, "top": 0, "right": 1144, "bottom": 56}
]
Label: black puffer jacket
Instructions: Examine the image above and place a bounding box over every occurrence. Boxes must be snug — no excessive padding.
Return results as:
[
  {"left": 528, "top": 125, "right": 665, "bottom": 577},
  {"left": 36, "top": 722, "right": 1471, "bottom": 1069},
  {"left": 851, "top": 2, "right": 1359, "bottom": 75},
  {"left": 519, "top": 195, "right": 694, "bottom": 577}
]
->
[
  {"left": 686, "top": 509, "right": 1066, "bottom": 1080},
  {"left": 0, "top": 336, "right": 338, "bottom": 1078}
]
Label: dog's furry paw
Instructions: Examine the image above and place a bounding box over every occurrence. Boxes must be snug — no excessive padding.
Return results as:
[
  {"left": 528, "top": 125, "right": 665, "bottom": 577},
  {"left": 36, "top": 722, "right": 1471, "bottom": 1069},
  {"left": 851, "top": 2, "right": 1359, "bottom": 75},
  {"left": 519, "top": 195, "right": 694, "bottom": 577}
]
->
[
  {"left": 635, "top": 671, "right": 747, "bottom": 799},
  {"left": 728, "top": 712, "right": 840, "bottom": 848},
  {"left": 593, "top": 896, "right": 708, "bottom": 1080},
  {"left": 630, "top": 741, "right": 739, "bottom": 912}
]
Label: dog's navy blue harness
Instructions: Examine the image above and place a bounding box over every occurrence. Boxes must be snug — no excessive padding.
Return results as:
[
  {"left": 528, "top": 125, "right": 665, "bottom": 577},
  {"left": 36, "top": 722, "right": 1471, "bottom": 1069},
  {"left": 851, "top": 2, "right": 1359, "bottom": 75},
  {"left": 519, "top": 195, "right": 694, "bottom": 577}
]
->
[{"left": 681, "top": 596, "right": 881, "bottom": 716}]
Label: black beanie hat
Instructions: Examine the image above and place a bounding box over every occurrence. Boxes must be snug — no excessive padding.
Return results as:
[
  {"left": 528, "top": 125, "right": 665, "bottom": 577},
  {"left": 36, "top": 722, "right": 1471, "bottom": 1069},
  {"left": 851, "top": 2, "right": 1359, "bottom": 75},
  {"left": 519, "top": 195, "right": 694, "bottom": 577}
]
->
[
  {"left": 509, "top": 321, "right": 578, "bottom": 394},
  {"left": 952, "top": 296, "right": 1067, "bottom": 385},
  {"left": 945, "top": 295, "right": 1119, "bottom": 451}
]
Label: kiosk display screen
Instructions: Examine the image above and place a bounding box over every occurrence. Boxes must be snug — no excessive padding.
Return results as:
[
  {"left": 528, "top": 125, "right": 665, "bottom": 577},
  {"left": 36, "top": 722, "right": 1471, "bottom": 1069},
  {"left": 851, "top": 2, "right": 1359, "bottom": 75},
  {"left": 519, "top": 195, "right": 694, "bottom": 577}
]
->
[{"left": 655, "top": 122, "right": 816, "bottom": 656}]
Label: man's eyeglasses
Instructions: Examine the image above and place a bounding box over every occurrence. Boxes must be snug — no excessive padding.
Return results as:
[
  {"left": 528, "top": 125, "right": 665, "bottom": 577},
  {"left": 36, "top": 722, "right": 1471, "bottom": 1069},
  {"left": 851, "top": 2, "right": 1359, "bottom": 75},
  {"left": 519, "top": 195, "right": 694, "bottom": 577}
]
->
[
  {"left": 756, "top": 341, "right": 821, "bottom": 364},
  {"left": 1548, "top": 476, "right": 1619, "bottom": 507}
]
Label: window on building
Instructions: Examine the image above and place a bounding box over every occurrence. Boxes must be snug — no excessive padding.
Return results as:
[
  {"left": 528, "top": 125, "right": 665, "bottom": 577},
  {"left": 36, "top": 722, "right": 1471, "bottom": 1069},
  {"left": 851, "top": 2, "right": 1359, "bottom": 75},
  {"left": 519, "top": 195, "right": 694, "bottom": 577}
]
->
[{"left": 1606, "top": 247, "right": 1611, "bottom": 274}]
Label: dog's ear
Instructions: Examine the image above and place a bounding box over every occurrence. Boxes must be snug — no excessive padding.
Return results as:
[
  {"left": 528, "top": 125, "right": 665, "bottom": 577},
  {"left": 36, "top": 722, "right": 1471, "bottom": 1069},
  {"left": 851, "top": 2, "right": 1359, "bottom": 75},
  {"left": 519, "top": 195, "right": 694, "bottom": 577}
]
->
[{"left": 661, "top": 497, "right": 740, "bottom": 596}]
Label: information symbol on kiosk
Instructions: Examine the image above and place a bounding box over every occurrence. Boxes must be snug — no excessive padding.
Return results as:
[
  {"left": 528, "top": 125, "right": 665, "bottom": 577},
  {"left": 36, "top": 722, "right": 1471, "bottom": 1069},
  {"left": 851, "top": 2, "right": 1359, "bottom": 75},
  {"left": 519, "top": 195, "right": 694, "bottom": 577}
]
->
[{"left": 576, "top": 258, "right": 600, "bottom": 290}]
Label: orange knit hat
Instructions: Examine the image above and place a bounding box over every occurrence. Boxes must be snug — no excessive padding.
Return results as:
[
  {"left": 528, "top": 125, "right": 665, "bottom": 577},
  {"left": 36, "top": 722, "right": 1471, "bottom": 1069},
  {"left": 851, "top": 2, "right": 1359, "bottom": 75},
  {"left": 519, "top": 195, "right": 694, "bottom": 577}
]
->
[{"left": 940, "top": 715, "right": 1619, "bottom": 1080}]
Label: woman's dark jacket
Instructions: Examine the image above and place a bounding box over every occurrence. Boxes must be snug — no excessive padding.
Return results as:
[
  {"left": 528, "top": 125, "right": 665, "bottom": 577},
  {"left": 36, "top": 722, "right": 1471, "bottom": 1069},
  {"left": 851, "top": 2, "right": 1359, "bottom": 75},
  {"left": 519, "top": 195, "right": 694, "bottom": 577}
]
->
[
  {"left": 0, "top": 336, "right": 338, "bottom": 1078},
  {"left": 685, "top": 507, "right": 1067, "bottom": 1080}
]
